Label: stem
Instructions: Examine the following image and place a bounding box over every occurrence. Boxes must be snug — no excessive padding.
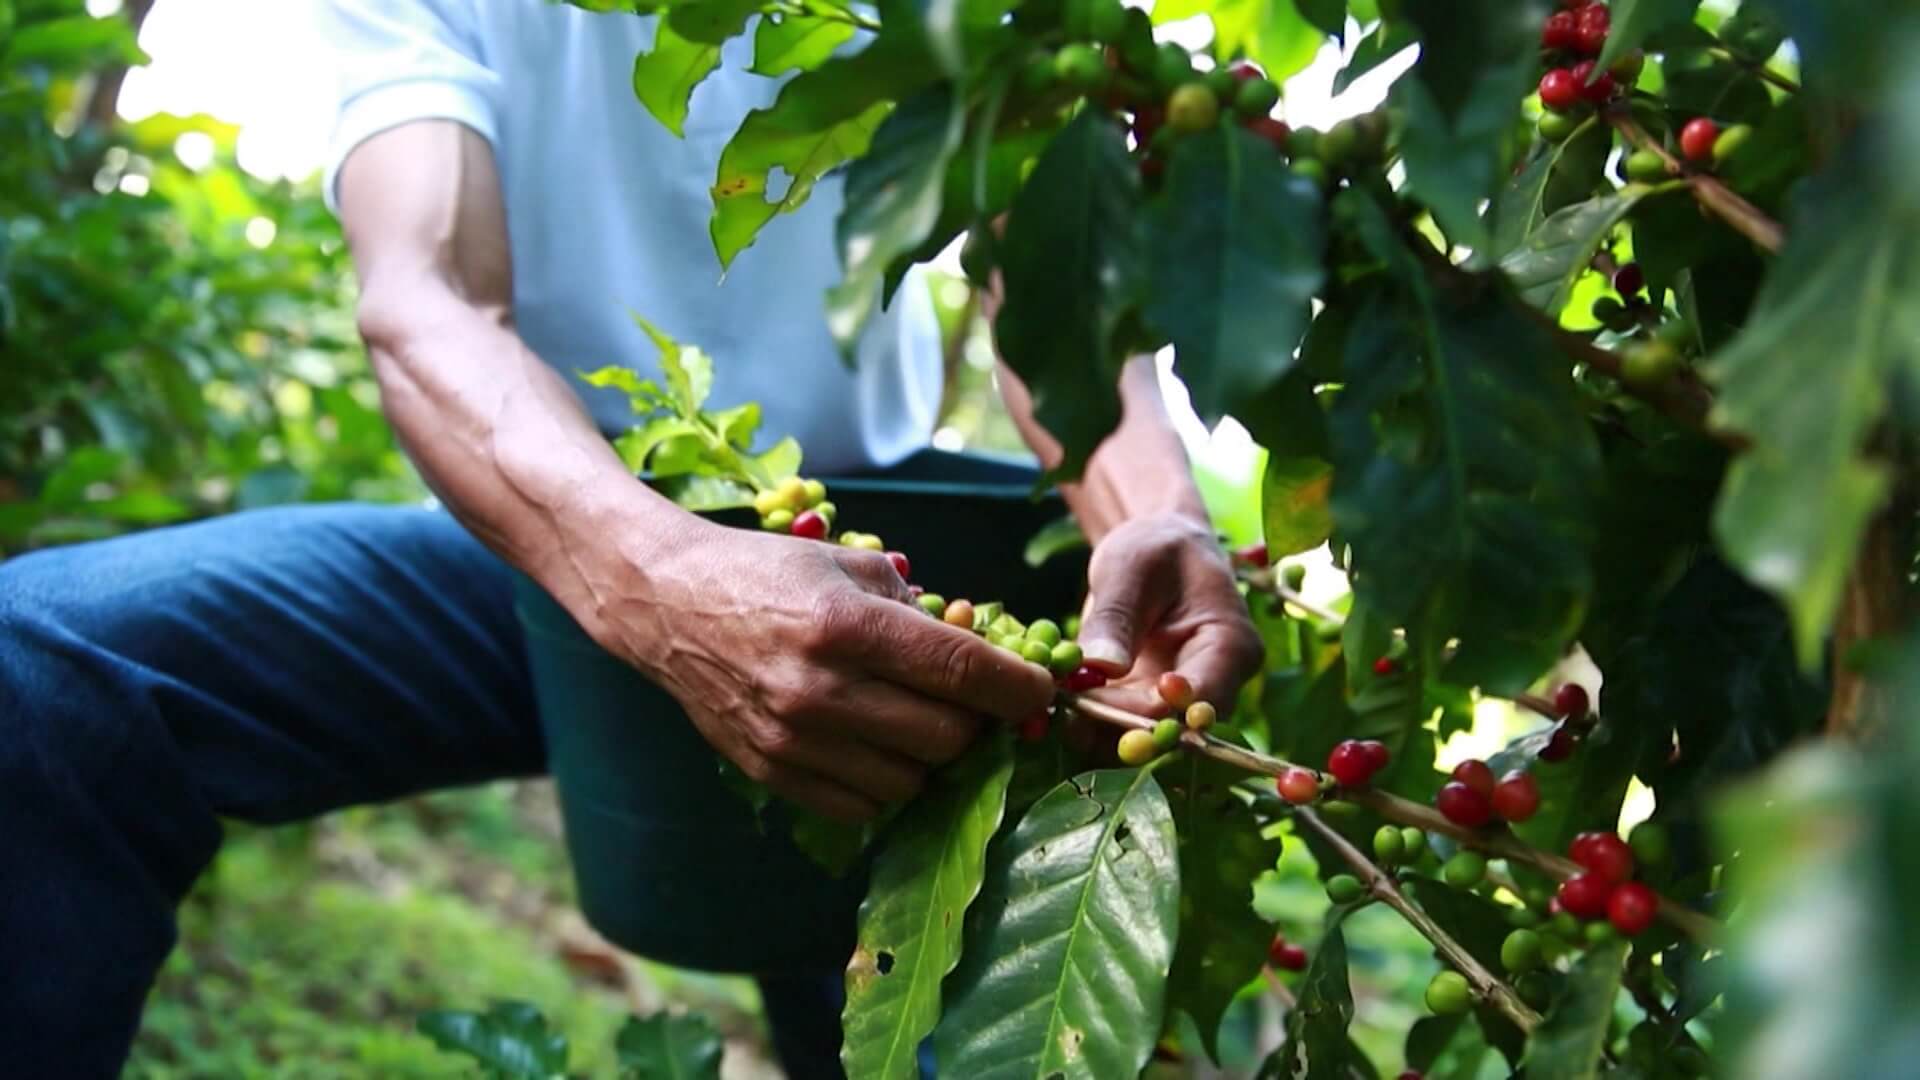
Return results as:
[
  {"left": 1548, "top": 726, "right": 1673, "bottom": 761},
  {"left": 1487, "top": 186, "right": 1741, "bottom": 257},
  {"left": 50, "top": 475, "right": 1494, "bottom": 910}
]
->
[
  {"left": 1707, "top": 45, "right": 1801, "bottom": 94},
  {"left": 1607, "top": 113, "right": 1785, "bottom": 254},
  {"left": 1066, "top": 695, "right": 1722, "bottom": 943},
  {"left": 1294, "top": 807, "right": 1543, "bottom": 1033},
  {"left": 1826, "top": 477, "right": 1917, "bottom": 737},
  {"left": 1243, "top": 568, "right": 1347, "bottom": 625}
]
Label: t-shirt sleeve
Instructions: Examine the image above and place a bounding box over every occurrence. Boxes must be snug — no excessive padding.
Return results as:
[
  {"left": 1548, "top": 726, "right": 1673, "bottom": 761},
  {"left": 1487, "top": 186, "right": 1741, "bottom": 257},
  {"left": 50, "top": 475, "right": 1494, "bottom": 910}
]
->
[{"left": 312, "top": 0, "right": 502, "bottom": 213}]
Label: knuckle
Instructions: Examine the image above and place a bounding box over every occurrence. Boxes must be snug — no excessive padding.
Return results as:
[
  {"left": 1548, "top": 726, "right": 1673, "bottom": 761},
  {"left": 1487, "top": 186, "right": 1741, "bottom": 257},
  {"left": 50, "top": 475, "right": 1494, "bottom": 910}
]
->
[
  {"left": 938, "top": 641, "right": 982, "bottom": 701},
  {"left": 804, "top": 588, "right": 870, "bottom": 657},
  {"left": 739, "top": 754, "right": 776, "bottom": 784},
  {"left": 752, "top": 720, "right": 802, "bottom": 762}
]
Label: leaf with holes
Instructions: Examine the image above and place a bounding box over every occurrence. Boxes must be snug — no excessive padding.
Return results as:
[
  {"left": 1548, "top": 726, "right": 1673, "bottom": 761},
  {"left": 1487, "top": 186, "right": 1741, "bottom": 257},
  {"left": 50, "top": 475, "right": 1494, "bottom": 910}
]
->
[
  {"left": 842, "top": 737, "right": 1016, "bottom": 1080},
  {"left": 1499, "top": 188, "right": 1650, "bottom": 315},
  {"left": 934, "top": 768, "right": 1180, "bottom": 1079},
  {"left": 631, "top": 16, "right": 743, "bottom": 137},
  {"left": 1257, "top": 921, "right": 1368, "bottom": 1079},
  {"left": 751, "top": 12, "right": 857, "bottom": 75},
  {"left": 1523, "top": 942, "right": 1627, "bottom": 1080},
  {"left": 615, "top": 1011, "right": 724, "bottom": 1080}
]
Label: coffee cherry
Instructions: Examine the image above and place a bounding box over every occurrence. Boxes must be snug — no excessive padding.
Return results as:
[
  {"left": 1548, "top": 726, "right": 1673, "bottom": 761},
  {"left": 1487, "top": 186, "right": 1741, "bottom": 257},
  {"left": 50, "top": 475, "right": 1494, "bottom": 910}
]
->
[
  {"left": 1679, "top": 117, "right": 1719, "bottom": 163},
  {"left": 1624, "top": 148, "right": 1668, "bottom": 183},
  {"left": 1612, "top": 263, "right": 1645, "bottom": 297},
  {"left": 1016, "top": 50, "right": 1057, "bottom": 95},
  {"left": 1401, "top": 827, "right": 1428, "bottom": 859},
  {"left": 1054, "top": 44, "right": 1108, "bottom": 92},
  {"left": 1287, "top": 125, "right": 1321, "bottom": 160},
  {"left": 1272, "top": 942, "right": 1309, "bottom": 971},
  {"left": 1570, "top": 59, "right": 1615, "bottom": 102},
  {"left": 1372, "top": 656, "right": 1397, "bottom": 676},
  {"left": 753, "top": 488, "right": 785, "bottom": 516},
  {"left": 1117, "top": 728, "right": 1160, "bottom": 766},
  {"left": 1442, "top": 851, "right": 1487, "bottom": 888},
  {"left": 1019, "top": 640, "right": 1053, "bottom": 666},
  {"left": 943, "top": 599, "right": 975, "bottom": 629},
  {"left": 1508, "top": 906, "right": 1543, "bottom": 928},
  {"left": 1063, "top": 665, "right": 1106, "bottom": 692},
  {"left": 1327, "top": 740, "right": 1377, "bottom": 787},
  {"left": 1557, "top": 871, "right": 1614, "bottom": 919},
  {"left": 1539, "top": 111, "right": 1580, "bottom": 142},
  {"left": 1086, "top": 0, "right": 1125, "bottom": 43},
  {"left": 1399, "top": 1072, "right": 1424, "bottom": 1080},
  {"left": 1117, "top": 6, "right": 1155, "bottom": 71},
  {"left": 1548, "top": 906, "right": 1581, "bottom": 938},
  {"left": 1233, "top": 77, "right": 1280, "bottom": 118},
  {"left": 1277, "top": 766, "right": 1321, "bottom": 804},
  {"left": 917, "top": 593, "right": 947, "bottom": 617},
  {"left": 1436, "top": 781, "right": 1494, "bottom": 827},
  {"left": 1018, "top": 710, "right": 1050, "bottom": 742},
  {"left": 1025, "top": 618, "right": 1062, "bottom": 648},
  {"left": 1425, "top": 971, "right": 1472, "bottom": 1015},
  {"left": 1572, "top": 831, "right": 1634, "bottom": 883},
  {"left": 1451, "top": 759, "right": 1496, "bottom": 796},
  {"left": 1491, "top": 771, "right": 1541, "bottom": 823},
  {"left": 1374, "top": 825, "right": 1405, "bottom": 865},
  {"left": 1158, "top": 672, "right": 1196, "bottom": 710},
  {"left": 1245, "top": 116, "right": 1292, "bottom": 153},
  {"left": 1232, "top": 541, "right": 1270, "bottom": 567},
  {"left": 801, "top": 479, "right": 827, "bottom": 506},
  {"left": 1048, "top": 640, "right": 1084, "bottom": 676},
  {"left": 763, "top": 509, "right": 795, "bottom": 532},
  {"left": 1290, "top": 158, "right": 1330, "bottom": 191},
  {"left": 1152, "top": 43, "right": 1194, "bottom": 93},
  {"left": 1326, "top": 874, "right": 1365, "bottom": 903},
  {"left": 1227, "top": 61, "right": 1265, "bottom": 82},
  {"left": 1713, "top": 122, "right": 1753, "bottom": 166},
  {"left": 1584, "top": 920, "right": 1619, "bottom": 946},
  {"left": 1539, "top": 68, "right": 1582, "bottom": 112},
  {"left": 775, "top": 476, "right": 809, "bottom": 510},
  {"left": 1628, "top": 821, "right": 1670, "bottom": 866},
  {"left": 1574, "top": 4, "right": 1609, "bottom": 53},
  {"left": 1610, "top": 48, "right": 1646, "bottom": 83},
  {"left": 1359, "top": 740, "right": 1390, "bottom": 772},
  {"left": 1552, "top": 683, "right": 1590, "bottom": 721},
  {"left": 1166, "top": 82, "right": 1220, "bottom": 132},
  {"left": 1151, "top": 717, "right": 1184, "bottom": 750},
  {"left": 1607, "top": 881, "right": 1658, "bottom": 936},
  {"left": 1541, "top": 10, "right": 1578, "bottom": 50},
  {"left": 1621, "top": 339, "right": 1683, "bottom": 390},
  {"left": 1540, "top": 724, "right": 1577, "bottom": 762},
  {"left": 1185, "top": 700, "right": 1217, "bottom": 732},
  {"left": 1501, "top": 928, "right": 1543, "bottom": 972}
]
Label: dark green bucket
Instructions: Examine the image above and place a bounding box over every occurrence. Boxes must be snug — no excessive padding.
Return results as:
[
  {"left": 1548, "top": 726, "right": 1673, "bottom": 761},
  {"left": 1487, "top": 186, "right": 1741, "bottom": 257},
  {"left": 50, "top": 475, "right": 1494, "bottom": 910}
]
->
[{"left": 516, "top": 450, "right": 1090, "bottom": 974}]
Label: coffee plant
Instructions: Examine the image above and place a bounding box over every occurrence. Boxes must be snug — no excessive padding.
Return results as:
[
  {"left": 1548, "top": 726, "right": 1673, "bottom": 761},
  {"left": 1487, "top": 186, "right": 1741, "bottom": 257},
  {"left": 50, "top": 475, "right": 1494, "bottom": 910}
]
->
[{"left": 591, "top": 0, "right": 1920, "bottom": 1076}]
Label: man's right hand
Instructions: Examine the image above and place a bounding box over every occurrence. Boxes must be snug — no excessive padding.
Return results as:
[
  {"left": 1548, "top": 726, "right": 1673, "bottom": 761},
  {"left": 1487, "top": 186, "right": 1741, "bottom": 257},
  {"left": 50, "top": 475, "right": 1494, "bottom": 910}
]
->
[{"left": 580, "top": 516, "right": 1057, "bottom": 823}]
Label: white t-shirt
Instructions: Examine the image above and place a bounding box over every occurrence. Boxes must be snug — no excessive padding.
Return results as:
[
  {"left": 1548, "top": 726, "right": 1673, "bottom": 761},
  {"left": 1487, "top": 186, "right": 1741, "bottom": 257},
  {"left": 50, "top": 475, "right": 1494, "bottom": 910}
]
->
[{"left": 313, "top": 0, "right": 943, "bottom": 473}]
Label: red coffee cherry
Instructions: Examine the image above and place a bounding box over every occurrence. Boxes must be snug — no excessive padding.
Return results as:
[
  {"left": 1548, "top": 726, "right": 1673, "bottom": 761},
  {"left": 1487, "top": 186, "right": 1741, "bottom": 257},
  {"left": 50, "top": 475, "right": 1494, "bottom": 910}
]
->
[
  {"left": 1540, "top": 724, "right": 1577, "bottom": 762},
  {"left": 1491, "top": 770, "right": 1541, "bottom": 823},
  {"left": 1158, "top": 671, "right": 1196, "bottom": 710},
  {"left": 1327, "top": 740, "right": 1378, "bottom": 787},
  {"left": 1556, "top": 871, "right": 1614, "bottom": 919},
  {"left": 1612, "top": 263, "right": 1645, "bottom": 296},
  {"left": 1063, "top": 666, "right": 1107, "bottom": 692},
  {"left": 1245, "top": 116, "right": 1292, "bottom": 152},
  {"left": 1539, "top": 68, "right": 1582, "bottom": 112},
  {"left": 1541, "top": 11, "right": 1578, "bottom": 50},
  {"left": 885, "top": 550, "right": 911, "bottom": 581},
  {"left": 1552, "top": 683, "right": 1590, "bottom": 722},
  {"left": 1572, "top": 831, "right": 1635, "bottom": 883},
  {"left": 1680, "top": 117, "right": 1720, "bottom": 162},
  {"left": 1436, "top": 781, "right": 1494, "bottom": 828},
  {"left": 1018, "top": 710, "right": 1050, "bottom": 742},
  {"left": 790, "top": 509, "right": 828, "bottom": 541},
  {"left": 1359, "top": 739, "right": 1391, "bottom": 773},
  {"left": 1574, "top": 4, "right": 1610, "bottom": 53},
  {"left": 1373, "top": 656, "right": 1397, "bottom": 676},
  {"left": 1570, "top": 59, "right": 1615, "bottom": 102},
  {"left": 1233, "top": 541, "right": 1270, "bottom": 567},
  {"left": 1607, "top": 881, "right": 1658, "bottom": 936},
  {"left": 1273, "top": 942, "right": 1309, "bottom": 971},
  {"left": 1451, "top": 759, "right": 1496, "bottom": 796},
  {"left": 1277, "top": 767, "right": 1322, "bottom": 804},
  {"left": 1228, "top": 60, "right": 1265, "bottom": 83}
]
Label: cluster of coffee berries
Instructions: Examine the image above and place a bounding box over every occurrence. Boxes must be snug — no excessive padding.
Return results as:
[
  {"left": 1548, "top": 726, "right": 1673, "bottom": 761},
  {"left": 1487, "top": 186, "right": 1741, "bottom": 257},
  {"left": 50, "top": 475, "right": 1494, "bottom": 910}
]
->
[
  {"left": 1538, "top": 682, "right": 1592, "bottom": 763},
  {"left": 1116, "top": 672, "right": 1218, "bottom": 765},
  {"left": 1266, "top": 931, "right": 1308, "bottom": 972},
  {"left": 1537, "top": 1, "right": 1642, "bottom": 114},
  {"left": 1435, "top": 758, "right": 1540, "bottom": 828},
  {"left": 1326, "top": 738, "right": 1391, "bottom": 787},
  {"left": 1552, "top": 823, "right": 1667, "bottom": 937},
  {"left": 754, "top": 476, "right": 835, "bottom": 540}
]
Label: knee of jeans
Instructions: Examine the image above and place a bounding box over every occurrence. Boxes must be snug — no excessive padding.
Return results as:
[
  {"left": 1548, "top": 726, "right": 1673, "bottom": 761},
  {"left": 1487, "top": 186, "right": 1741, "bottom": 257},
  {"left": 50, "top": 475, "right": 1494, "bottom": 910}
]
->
[{"left": 0, "top": 558, "right": 137, "bottom": 786}]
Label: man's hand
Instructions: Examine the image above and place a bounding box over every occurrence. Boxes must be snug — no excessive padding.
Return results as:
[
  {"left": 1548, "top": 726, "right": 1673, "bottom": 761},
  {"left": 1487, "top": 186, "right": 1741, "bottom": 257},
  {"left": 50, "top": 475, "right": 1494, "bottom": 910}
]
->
[
  {"left": 582, "top": 518, "right": 1057, "bottom": 823},
  {"left": 1074, "top": 511, "right": 1263, "bottom": 714}
]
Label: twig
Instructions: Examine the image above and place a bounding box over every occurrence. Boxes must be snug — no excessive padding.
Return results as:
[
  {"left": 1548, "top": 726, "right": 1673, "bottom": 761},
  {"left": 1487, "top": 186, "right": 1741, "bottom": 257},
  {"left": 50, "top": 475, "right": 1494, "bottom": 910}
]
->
[
  {"left": 1607, "top": 113, "right": 1785, "bottom": 254},
  {"left": 1294, "top": 807, "right": 1543, "bottom": 1033},
  {"left": 1243, "top": 568, "right": 1347, "bottom": 625},
  {"left": 1066, "top": 695, "right": 1722, "bottom": 943},
  {"left": 1706, "top": 45, "right": 1801, "bottom": 95}
]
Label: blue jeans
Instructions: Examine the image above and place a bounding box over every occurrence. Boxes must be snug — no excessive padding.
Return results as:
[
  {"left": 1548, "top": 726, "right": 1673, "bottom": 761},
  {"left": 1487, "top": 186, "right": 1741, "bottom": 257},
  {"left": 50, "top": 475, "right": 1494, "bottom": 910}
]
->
[{"left": 0, "top": 505, "right": 845, "bottom": 1077}]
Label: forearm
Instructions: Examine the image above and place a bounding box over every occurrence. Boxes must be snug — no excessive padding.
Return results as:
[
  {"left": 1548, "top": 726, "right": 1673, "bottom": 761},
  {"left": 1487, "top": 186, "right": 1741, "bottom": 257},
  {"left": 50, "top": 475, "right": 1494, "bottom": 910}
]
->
[{"left": 999, "top": 357, "right": 1208, "bottom": 542}]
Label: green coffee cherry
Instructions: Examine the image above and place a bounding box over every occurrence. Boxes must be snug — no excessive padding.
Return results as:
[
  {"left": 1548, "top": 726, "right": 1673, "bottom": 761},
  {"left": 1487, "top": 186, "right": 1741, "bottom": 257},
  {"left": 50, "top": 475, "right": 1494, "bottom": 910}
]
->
[
  {"left": 1325, "top": 874, "right": 1366, "bottom": 904},
  {"left": 1373, "top": 825, "right": 1405, "bottom": 865},
  {"left": 1442, "top": 851, "right": 1487, "bottom": 889},
  {"left": 1539, "top": 111, "right": 1580, "bottom": 143},
  {"left": 1549, "top": 911, "right": 1582, "bottom": 940},
  {"left": 1400, "top": 827, "right": 1428, "bottom": 860},
  {"left": 1425, "top": 971, "right": 1472, "bottom": 1015},
  {"left": 1287, "top": 126, "right": 1321, "bottom": 161},
  {"left": 1063, "top": 614, "right": 1081, "bottom": 639},
  {"left": 1625, "top": 148, "right": 1668, "bottom": 184},
  {"left": 918, "top": 593, "right": 947, "bottom": 617},
  {"left": 1086, "top": 0, "right": 1126, "bottom": 44},
  {"left": 1152, "top": 43, "right": 1193, "bottom": 93},
  {"left": 1507, "top": 906, "right": 1543, "bottom": 929},
  {"left": 1319, "top": 119, "right": 1358, "bottom": 168},
  {"left": 1584, "top": 921, "right": 1619, "bottom": 947},
  {"left": 1049, "top": 640, "right": 1084, "bottom": 675},
  {"left": 1167, "top": 82, "right": 1220, "bottom": 132},
  {"left": 1712, "top": 123, "right": 1753, "bottom": 166},
  {"left": 1233, "top": 77, "right": 1280, "bottom": 119},
  {"left": 813, "top": 500, "right": 836, "bottom": 526},
  {"left": 1621, "top": 340, "right": 1683, "bottom": 390},
  {"left": 1202, "top": 67, "right": 1236, "bottom": 103},
  {"left": 762, "top": 509, "right": 795, "bottom": 532},
  {"left": 1061, "top": 0, "right": 1092, "bottom": 38},
  {"left": 1021, "top": 640, "right": 1054, "bottom": 666},
  {"left": 1152, "top": 718, "right": 1183, "bottom": 750},
  {"left": 1118, "top": 7, "right": 1156, "bottom": 72},
  {"left": 1018, "top": 50, "right": 1057, "bottom": 95},
  {"left": 1054, "top": 44, "right": 1108, "bottom": 93},
  {"left": 1026, "top": 618, "right": 1063, "bottom": 648},
  {"left": 1501, "top": 929, "right": 1543, "bottom": 973},
  {"left": 1628, "top": 821, "right": 1671, "bottom": 866}
]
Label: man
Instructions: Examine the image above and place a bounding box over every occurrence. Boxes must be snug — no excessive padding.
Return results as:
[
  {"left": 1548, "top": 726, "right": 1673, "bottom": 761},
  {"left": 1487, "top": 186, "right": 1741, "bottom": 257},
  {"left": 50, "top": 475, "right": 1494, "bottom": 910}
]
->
[{"left": 0, "top": 0, "right": 1261, "bottom": 1074}]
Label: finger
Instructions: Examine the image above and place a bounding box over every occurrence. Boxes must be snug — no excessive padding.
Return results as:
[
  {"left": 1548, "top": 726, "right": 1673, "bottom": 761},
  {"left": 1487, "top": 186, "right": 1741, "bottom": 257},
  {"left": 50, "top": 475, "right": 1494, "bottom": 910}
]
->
[
  {"left": 831, "top": 597, "right": 1055, "bottom": 722},
  {"left": 755, "top": 757, "right": 884, "bottom": 824},
  {"left": 1079, "top": 544, "right": 1173, "bottom": 676},
  {"left": 838, "top": 549, "right": 914, "bottom": 605},
  {"left": 1173, "top": 624, "right": 1265, "bottom": 707},
  {"left": 820, "top": 679, "right": 983, "bottom": 766},
  {"left": 781, "top": 733, "right": 930, "bottom": 804}
]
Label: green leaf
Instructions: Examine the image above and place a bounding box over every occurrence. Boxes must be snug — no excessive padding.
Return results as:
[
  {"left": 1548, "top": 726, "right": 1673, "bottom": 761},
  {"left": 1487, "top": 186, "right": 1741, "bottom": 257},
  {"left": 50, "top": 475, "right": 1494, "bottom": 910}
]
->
[
  {"left": 1152, "top": 0, "right": 1322, "bottom": 81},
  {"left": 1486, "top": 120, "right": 1609, "bottom": 263},
  {"left": 1705, "top": 140, "right": 1920, "bottom": 664},
  {"left": 417, "top": 1001, "right": 570, "bottom": 1078},
  {"left": 1333, "top": 20, "right": 1417, "bottom": 95},
  {"left": 652, "top": 473, "right": 757, "bottom": 510},
  {"left": 632, "top": 315, "right": 716, "bottom": 414},
  {"left": 791, "top": 810, "right": 877, "bottom": 876},
  {"left": 1261, "top": 456, "right": 1333, "bottom": 559},
  {"left": 1163, "top": 759, "right": 1281, "bottom": 1062},
  {"left": 1261, "top": 922, "right": 1369, "bottom": 1079},
  {"left": 710, "top": 17, "right": 936, "bottom": 267},
  {"left": 4, "top": 13, "right": 147, "bottom": 69},
  {"left": 615, "top": 1011, "right": 724, "bottom": 1080},
  {"left": 751, "top": 12, "right": 856, "bottom": 75},
  {"left": 580, "top": 365, "right": 670, "bottom": 415},
  {"left": 842, "top": 738, "right": 1016, "bottom": 1080},
  {"left": 826, "top": 85, "right": 964, "bottom": 350},
  {"left": 631, "top": 17, "right": 736, "bottom": 137},
  {"left": 1023, "top": 515, "right": 1088, "bottom": 568},
  {"left": 747, "top": 435, "right": 804, "bottom": 487},
  {"left": 613, "top": 416, "right": 703, "bottom": 474},
  {"left": 935, "top": 768, "right": 1181, "bottom": 1079},
  {"left": 1522, "top": 942, "right": 1627, "bottom": 1080},
  {"left": 1145, "top": 127, "right": 1326, "bottom": 425},
  {"left": 1499, "top": 188, "right": 1651, "bottom": 315},
  {"left": 666, "top": 0, "right": 762, "bottom": 44},
  {"left": 1296, "top": 0, "right": 1347, "bottom": 38},
  {"left": 992, "top": 108, "right": 1144, "bottom": 479},
  {"left": 1595, "top": 0, "right": 1701, "bottom": 72}
]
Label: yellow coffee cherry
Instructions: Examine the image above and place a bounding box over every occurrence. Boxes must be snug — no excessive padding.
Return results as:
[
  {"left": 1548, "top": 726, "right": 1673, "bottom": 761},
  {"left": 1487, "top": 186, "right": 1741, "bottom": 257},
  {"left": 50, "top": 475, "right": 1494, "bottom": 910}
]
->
[
  {"left": 1185, "top": 701, "right": 1217, "bottom": 732},
  {"left": 802, "top": 479, "right": 827, "bottom": 506},
  {"left": 776, "top": 475, "right": 809, "bottom": 510},
  {"left": 1117, "top": 729, "right": 1159, "bottom": 766}
]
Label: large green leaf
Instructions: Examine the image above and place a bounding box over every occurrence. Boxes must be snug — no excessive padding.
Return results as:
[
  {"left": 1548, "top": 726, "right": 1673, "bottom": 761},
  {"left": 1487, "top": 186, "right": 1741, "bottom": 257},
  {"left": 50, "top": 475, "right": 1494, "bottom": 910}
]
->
[
  {"left": 826, "top": 85, "right": 964, "bottom": 350},
  {"left": 631, "top": 16, "right": 742, "bottom": 137},
  {"left": 992, "top": 108, "right": 1145, "bottom": 478},
  {"left": 934, "top": 768, "right": 1181, "bottom": 1079},
  {"left": 417, "top": 1002, "right": 570, "bottom": 1077},
  {"left": 1258, "top": 922, "right": 1372, "bottom": 1079},
  {"left": 1144, "top": 126, "right": 1326, "bottom": 425},
  {"left": 1595, "top": 0, "right": 1702, "bottom": 72},
  {"left": 1153, "top": 0, "right": 1324, "bottom": 80},
  {"left": 750, "top": 12, "right": 856, "bottom": 75},
  {"left": 1261, "top": 455, "right": 1333, "bottom": 558},
  {"left": 1164, "top": 759, "right": 1282, "bottom": 1062},
  {"left": 1499, "top": 188, "right": 1650, "bottom": 314},
  {"left": 1522, "top": 942, "right": 1627, "bottom": 1080},
  {"left": 842, "top": 738, "right": 1017, "bottom": 1080},
  {"left": 615, "top": 1011, "right": 724, "bottom": 1079},
  {"left": 1706, "top": 139, "right": 1920, "bottom": 663},
  {"left": 1329, "top": 198, "right": 1602, "bottom": 692}
]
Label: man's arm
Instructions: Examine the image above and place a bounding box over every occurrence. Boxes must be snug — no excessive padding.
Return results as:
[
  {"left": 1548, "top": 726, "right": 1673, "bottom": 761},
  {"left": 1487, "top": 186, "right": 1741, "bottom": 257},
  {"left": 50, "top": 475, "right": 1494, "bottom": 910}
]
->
[{"left": 338, "top": 121, "right": 1053, "bottom": 820}]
